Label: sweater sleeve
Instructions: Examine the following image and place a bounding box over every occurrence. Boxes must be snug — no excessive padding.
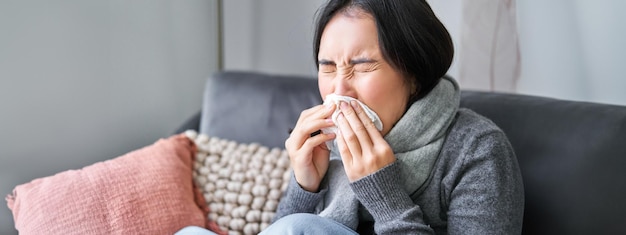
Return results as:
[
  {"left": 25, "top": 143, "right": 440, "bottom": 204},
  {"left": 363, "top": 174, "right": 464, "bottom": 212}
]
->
[
  {"left": 351, "top": 130, "right": 524, "bottom": 234},
  {"left": 272, "top": 171, "right": 327, "bottom": 223},
  {"left": 351, "top": 162, "right": 435, "bottom": 234},
  {"left": 446, "top": 131, "right": 524, "bottom": 234}
]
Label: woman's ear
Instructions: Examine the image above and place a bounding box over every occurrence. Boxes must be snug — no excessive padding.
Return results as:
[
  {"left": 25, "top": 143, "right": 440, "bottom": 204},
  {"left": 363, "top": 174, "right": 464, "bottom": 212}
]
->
[
  {"left": 406, "top": 78, "right": 421, "bottom": 105},
  {"left": 412, "top": 83, "right": 420, "bottom": 97},
  {"left": 409, "top": 79, "right": 420, "bottom": 97}
]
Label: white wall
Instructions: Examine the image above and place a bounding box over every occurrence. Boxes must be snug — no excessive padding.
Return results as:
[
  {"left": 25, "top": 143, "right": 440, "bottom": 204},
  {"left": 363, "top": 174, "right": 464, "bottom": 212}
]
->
[
  {"left": 223, "top": 0, "right": 326, "bottom": 77},
  {"left": 224, "top": 0, "right": 626, "bottom": 106},
  {"left": 516, "top": 0, "right": 626, "bottom": 106},
  {"left": 0, "top": 1, "right": 220, "bottom": 233}
]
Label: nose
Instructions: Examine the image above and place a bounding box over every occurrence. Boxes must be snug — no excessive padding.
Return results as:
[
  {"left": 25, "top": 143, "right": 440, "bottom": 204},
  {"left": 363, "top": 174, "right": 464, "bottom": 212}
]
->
[{"left": 333, "top": 69, "right": 354, "bottom": 96}]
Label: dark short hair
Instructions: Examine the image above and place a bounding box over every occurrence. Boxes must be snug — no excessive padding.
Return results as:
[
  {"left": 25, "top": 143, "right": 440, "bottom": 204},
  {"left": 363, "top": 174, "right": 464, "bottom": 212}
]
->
[{"left": 313, "top": 0, "right": 454, "bottom": 102}]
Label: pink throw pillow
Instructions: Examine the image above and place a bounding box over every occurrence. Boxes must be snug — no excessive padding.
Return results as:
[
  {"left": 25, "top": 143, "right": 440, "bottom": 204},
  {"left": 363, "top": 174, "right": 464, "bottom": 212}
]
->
[{"left": 6, "top": 134, "right": 220, "bottom": 235}]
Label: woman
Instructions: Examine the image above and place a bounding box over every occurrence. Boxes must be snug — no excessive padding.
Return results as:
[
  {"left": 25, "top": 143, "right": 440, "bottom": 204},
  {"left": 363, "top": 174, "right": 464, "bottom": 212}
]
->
[
  {"left": 262, "top": 0, "right": 524, "bottom": 234},
  {"left": 176, "top": 0, "right": 524, "bottom": 234}
]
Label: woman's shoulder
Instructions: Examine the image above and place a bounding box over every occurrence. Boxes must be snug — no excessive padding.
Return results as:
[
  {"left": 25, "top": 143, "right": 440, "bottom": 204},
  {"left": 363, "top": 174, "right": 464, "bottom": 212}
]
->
[
  {"left": 441, "top": 108, "right": 514, "bottom": 161},
  {"left": 430, "top": 108, "right": 518, "bottom": 195},
  {"left": 447, "top": 108, "right": 509, "bottom": 141}
]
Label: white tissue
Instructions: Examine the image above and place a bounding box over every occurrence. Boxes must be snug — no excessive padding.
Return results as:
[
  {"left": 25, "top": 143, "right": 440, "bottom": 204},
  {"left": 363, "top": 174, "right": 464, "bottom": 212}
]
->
[{"left": 320, "top": 94, "right": 383, "bottom": 150}]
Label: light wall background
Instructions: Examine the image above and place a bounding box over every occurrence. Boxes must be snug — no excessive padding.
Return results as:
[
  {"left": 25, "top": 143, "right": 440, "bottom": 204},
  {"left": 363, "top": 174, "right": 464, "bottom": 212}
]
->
[
  {"left": 515, "top": 0, "right": 626, "bottom": 106},
  {"left": 0, "top": 1, "right": 220, "bottom": 233},
  {"left": 222, "top": 0, "right": 325, "bottom": 76},
  {"left": 223, "top": 0, "right": 626, "bottom": 106}
]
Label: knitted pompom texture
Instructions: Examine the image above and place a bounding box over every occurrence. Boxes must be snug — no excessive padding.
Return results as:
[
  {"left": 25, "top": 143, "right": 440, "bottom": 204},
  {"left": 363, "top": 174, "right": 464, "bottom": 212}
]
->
[{"left": 185, "top": 130, "right": 291, "bottom": 235}]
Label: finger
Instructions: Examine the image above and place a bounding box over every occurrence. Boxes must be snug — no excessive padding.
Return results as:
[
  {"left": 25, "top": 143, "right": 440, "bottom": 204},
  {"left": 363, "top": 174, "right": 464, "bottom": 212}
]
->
[
  {"left": 288, "top": 128, "right": 334, "bottom": 157},
  {"left": 334, "top": 129, "right": 352, "bottom": 166},
  {"left": 306, "top": 103, "right": 337, "bottom": 120},
  {"left": 293, "top": 104, "right": 335, "bottom": 129},
  {"left": 287, "top": 118, "right": 334, "bottom": 151},
  {"left": 302, "top": 131, "right": 336, "bottom": 151},
  {"left": 338, "top": 101, "right": 373, "bottom": 150},
  {"left": 289, "top": 105, "right": 336, "bottom": 148},
  {"left": 335, "top": 112, "right": 362, "bottom": 159},
  {"left": 350, "top": 100, "right": 383, "bottom": 143}
]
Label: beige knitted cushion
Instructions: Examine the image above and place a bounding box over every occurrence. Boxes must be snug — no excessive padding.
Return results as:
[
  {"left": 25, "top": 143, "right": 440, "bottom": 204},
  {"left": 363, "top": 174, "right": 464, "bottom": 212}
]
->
[{"left": 185, "top": 130, "right": 291, "bottom": 235}]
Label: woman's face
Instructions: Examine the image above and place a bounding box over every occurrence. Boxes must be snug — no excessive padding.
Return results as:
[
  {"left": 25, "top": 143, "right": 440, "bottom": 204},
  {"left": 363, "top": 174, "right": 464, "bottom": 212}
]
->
[{"left": 317, "top": 10, "right": 412, "bottom": 136}]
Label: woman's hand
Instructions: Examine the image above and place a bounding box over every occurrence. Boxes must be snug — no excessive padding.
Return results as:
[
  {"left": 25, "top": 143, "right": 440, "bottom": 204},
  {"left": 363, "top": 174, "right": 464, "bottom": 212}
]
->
[
  {"left": 335, "top": 101, "right": 395, "bottom": 181},
  {"left": 285, "top": 104, "right": 337, "bottom": 192}
]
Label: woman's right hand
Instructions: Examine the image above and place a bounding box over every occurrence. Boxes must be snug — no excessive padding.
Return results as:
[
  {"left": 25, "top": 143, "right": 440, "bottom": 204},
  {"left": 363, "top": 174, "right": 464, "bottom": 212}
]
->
[{"left": 285, "top": 104, "right": 337, "bottom": 192}]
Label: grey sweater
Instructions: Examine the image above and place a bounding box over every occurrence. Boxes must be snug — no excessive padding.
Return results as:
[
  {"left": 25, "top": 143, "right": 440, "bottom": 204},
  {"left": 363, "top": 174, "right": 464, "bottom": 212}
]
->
[{"left": 274, "top": 108, "right": 525, "bottom": 234}]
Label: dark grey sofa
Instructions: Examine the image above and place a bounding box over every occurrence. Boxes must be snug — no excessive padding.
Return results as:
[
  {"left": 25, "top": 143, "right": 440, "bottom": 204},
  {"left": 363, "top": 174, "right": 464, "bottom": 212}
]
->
[{"left": 177, "top": 71, "right": 626, "bottom": 234}]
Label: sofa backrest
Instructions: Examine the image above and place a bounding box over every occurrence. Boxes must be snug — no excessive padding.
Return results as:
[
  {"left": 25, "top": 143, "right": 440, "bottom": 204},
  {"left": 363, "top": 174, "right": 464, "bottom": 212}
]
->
[
  {"left": 199, "top": 71, "right": 626, "bottom": 234},
  {"left": 200, "top": 71, "right": 321, "bottom": 149},
  {"left": 460, "top": 91, "right": 626, "bottom": 234}
]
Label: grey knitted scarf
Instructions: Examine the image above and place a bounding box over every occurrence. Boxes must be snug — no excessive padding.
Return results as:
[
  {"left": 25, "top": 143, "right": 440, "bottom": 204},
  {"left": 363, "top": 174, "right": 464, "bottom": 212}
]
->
[{"left": 317, "top": 77, "right": 460, "bottom": 229}]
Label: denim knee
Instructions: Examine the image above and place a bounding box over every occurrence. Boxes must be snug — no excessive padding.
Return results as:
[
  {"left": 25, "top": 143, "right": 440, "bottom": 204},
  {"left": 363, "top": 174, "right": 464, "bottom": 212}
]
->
[
  {"left": 174, "top": 226, "right": 218, "bottom": 235},
  {"left": 260, "top": 213, "right": 358, "bottom": 235}
]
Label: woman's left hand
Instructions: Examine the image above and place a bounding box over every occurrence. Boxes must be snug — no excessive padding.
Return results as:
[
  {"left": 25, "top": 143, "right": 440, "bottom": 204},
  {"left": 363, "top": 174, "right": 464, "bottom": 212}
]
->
[{"left": 335, "top": 100, "right": 396, "bottom": 181}]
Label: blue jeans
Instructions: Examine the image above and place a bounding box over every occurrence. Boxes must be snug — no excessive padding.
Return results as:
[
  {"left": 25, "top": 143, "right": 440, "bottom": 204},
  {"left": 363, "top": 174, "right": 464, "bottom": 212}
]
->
[
  {"left": 259, "top": 213, "right": 358, "bottom": 235},
  {"left": 175, "top": 213, "right": 358, "bottom": 235},
  {"left": 174, "top": 226, "right": 218, "bottom": 235}
]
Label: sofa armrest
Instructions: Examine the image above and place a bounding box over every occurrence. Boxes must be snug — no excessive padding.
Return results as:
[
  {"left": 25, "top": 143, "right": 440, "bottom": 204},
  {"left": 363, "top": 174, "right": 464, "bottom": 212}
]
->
[{"left": 174, "top": 111, "right": 201, "bottom": 135}]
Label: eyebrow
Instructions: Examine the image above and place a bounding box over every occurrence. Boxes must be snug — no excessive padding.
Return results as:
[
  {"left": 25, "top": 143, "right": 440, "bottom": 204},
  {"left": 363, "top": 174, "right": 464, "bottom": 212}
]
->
[
  {"left": 318, "top": 59, "right": 335, "bottom": 65},
  {"left": 349, "top": 58, "right": 377, "bottom": 64},
  {"left": 317, "top": 58, "right": 377, "bottom": 65}
]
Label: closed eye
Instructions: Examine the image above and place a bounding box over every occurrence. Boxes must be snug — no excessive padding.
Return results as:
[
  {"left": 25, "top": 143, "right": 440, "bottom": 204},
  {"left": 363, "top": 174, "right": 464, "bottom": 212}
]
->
[
  {"left": 318, "top": 59, "right": 336, "bottom": 73},
  {"left": 350, "top": 58, "right": 379, "bottom": 73}
]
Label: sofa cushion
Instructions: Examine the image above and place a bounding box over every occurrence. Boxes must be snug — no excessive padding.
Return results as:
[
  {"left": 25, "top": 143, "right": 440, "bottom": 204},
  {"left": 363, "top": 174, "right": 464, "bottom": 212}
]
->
[
  {"left": 187, "top": 130, "right": 291, "bottom": 234},
  {"left": 5, "top": 134, "right": 220, "bottom": 235}
]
